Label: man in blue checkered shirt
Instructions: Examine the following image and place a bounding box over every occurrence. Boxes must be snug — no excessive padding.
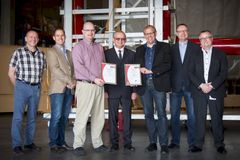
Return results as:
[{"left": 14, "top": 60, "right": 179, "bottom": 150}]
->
[{"left": 8, "top": 30, "right": 46, "bottom": 155}]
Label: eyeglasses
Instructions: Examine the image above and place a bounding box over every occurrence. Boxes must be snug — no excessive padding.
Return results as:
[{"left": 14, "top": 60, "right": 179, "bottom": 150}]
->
[
  {"left": 144, "top": 32, "right": 155, "bottom": 36},
  {"left": 114, "top": 38, "right": 126, "bottom": 41},
  {"left": 199, "top": 36, "right": 212, "bottom": 41},
  {"left": 83, "top": 29, "right": 96, "bottom": 32}
]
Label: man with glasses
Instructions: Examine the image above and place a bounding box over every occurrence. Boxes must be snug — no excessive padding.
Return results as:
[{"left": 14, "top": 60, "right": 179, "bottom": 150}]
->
[
  {"left": 168, "top": 24, "right": 200, "bottom": 151},
  {"left": 104, "top": 31, "right": 137, "bottom": 152},
  {"left": 72, "top": 22, "right": 108, "bottom": 156},
  {"left": 134, "top": 25, "right": 171, "bottom": 154},
  {"left": 188, "top": 30, "right": 228, "bottom": 154}
]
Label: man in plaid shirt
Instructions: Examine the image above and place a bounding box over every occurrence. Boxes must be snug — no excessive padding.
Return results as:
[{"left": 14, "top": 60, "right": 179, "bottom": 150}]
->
[{"left": 8, "top": 30, "right": 46, "bottom": 155}]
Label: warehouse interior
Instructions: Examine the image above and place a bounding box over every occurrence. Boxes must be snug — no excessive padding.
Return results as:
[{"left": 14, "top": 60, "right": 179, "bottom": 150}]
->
[{"left": 0, "top": 0, "right": 240, "bottom": 160}]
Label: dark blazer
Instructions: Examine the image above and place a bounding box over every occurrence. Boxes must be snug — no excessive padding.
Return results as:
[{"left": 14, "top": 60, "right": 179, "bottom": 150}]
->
[
  {"left": 104, "top": 47, "right": 135, "bottom": 98},
  {"left": 189, "top": 47, "right": 228, "bottom": 98},
  {"left": 170, "top": 41, "right": 200, "bottom": 92},
  {"left": 134, "top": 40, "right": 171, "bottom": 96}
]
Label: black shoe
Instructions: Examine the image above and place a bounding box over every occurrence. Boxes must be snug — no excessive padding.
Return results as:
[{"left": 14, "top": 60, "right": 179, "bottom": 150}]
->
[
  {"left": 24, "top": 143, "right": 41, "bottom": 151},
  {"left": 94, "top": 145, "right": 109, "bottom": 153},
  {"left": 188, "top": 146, "right": 202, "bottom": 153},
  {"left": 50, "top": 146, "right": 66, "bottom": 153},
  {"left": 217, "top": 146, "right": 227, "bottom": 154},
  {"left": 110, "top": 144, "right": 119, "bottom": 152},
  {"left": 168, "top": 143, "right": 179, "bottom": 149},
  {"left": 13, "top": 146, "right": 24, "bottom": 155},
  {"left": 73, "top": 147, "right": 86, "bottom": 156},
  {"left": 50, "top": 146, "right": 59, "bottom": 152},
  {"left": 161, "top": 145, "right": 169, "bottom": 154},
  {"left": 124, "top": 144, "right": 135, "bottom": 151},
  {"left": 61, "top": 143, "right": 73, "bottom": 150},
  {"left": 145, "top": 143, "right": 157, "bottom": 152}
]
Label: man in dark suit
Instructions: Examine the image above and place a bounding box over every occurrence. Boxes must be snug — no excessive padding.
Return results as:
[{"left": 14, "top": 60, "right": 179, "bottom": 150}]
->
[
  {"left": 134, "top": 25, "right": 171, "bottom": 154},
  {"left": 188, "top": 30, "right": 228, "bottom": 154},
  {"left": 105, "top": 31, "right": 137, "bottom": 151},
  {"left": 168, "top": 24, "right": 200, "bottom": 151}
]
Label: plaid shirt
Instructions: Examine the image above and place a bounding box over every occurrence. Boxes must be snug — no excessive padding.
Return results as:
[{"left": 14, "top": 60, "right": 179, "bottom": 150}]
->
[{"left": 9, "top": 46, "right": 46, "bottom": 83}]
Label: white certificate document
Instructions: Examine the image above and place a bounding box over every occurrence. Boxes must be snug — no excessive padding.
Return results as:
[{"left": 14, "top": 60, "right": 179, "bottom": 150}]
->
[
  {"left": 125, "top": 64, "right": 142, "bottom": 86},
  {"left": 102, "top": 63, "right": 117, "bottom": 85}
]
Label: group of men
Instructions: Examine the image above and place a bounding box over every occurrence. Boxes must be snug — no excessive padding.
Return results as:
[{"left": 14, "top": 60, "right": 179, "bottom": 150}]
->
[{"left": 8, "top": 21, "right": 228, "bottom": 156}]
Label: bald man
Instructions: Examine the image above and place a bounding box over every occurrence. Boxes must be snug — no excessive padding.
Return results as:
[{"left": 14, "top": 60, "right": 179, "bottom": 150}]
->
[
  {"left": 72, "top": 22, "right": 108, "bottom": 156},
  {"left": 8, "top": 30, "right": 46, "bottom": 155}
]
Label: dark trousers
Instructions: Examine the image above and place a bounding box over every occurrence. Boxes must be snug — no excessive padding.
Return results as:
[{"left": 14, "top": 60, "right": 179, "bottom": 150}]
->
[
  {"left": 193, "top": 93, "right": 225, "bottom": 148},
  {"left": 108, "top": 98, "right": 132, "bottom": 146}
]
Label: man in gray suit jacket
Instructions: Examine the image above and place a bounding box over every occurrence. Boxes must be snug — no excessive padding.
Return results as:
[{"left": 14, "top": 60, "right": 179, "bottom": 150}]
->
[
  {"left": 46, "top": 28, "right": 75, "bottom": 152},
  {"left": 188, "top": 30, "right": 228, "bottom": 154}
]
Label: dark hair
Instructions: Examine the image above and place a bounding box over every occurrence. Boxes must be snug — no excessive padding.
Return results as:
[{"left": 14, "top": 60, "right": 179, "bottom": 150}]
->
[
  {"left": 199, "top": 30, "right": 212, "bottom": 35},
  {"left": 143, "top": 25, "right": 156, "bottom": 33},
  {"left": 176, "top": 23, "right": 188, "bottom": 30},
  {"left": 53, "top": 28, "right": 65, "bottom": 36}
]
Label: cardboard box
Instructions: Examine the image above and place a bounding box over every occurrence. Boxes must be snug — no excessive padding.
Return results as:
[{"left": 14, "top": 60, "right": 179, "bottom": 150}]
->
[
  {"left": 0, "top": 95, "right": 14, "bottom": 112},
  {"left": 0, "top": 45, "right": 50, "bottom": 113}
]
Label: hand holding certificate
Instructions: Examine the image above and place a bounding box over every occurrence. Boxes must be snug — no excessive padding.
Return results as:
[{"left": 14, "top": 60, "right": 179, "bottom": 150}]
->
[
  {"left": 101, "top": 63, "right": 117, "bottom": 85},
  {"left": 125, "top": 64, "right": 142, "bottom": 86}
]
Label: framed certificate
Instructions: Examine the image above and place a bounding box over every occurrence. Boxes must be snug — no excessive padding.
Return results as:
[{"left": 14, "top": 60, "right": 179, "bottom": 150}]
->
[
  {"left": 125, "top": 64, "right": 142, "bottom": 86},
  {"left": 101, "top": 63, "right": 117, "bottom": 85}
]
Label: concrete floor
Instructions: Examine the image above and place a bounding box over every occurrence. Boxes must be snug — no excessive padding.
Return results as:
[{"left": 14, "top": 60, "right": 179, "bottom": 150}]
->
[{"left": 0, "top": 113, "right": 240, "bottom": 160}]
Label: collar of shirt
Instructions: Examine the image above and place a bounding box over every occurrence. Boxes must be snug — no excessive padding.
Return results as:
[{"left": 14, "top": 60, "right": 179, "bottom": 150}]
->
[
  {"left": 24, "top": 46, "right": 39, "bottom": 55},
  {"left": 55, "top": 44, "right": 66, "bottom": 53},
  {"left": 179, "top": 40, "right": 188, "bottom": 46},
  {"left": 114, "top": 46, "right": 124, "bottom": 55},
  {"left": 145, "top": 41, "right": 156, "bottom": 48},
  {"left": 202, "top": 46, "right": 212, "bottom": 55},
  {"left": 83, "top": 38, "right": 94, "bottom": 45}
]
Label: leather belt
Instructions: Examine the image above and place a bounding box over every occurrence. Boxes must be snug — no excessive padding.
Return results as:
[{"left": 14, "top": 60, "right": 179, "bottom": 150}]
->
[
  {"left": 17, "top": 79, "right": 40, "bottom": 86},
  {"left": 77, "top": 79, "right": 95, "bottom": 84}
]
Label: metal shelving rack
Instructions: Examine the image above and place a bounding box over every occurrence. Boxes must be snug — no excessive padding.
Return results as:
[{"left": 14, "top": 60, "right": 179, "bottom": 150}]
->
[{"left": 61, "top": 0, "right": 169, "bottom": 50}]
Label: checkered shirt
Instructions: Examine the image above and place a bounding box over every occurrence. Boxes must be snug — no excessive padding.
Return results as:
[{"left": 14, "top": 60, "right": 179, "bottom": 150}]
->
[{"left": 9, "top": 46, "right": 46, "bottom": 83}]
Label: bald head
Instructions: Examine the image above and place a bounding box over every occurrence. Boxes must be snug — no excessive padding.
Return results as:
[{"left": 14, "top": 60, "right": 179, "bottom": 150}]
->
[
  {"left": 25, "top": 30, "right": 39, "bottom": 51},
  {"left": 113, "top": 31, "right": 126, "bottom": 49},
  {"left": 82, "top": 22, "right": 96, "bottom": 42},
  {"left": 83, "top": 22, "right": 94, "bottom": 30}
]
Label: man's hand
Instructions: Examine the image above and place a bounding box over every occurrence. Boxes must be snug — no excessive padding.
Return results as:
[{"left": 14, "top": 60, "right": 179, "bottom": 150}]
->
[
  {"left": 8, "top": 67, "right": 16, "bottom": 86},
  {"left": 104, "top": 92, "right": 108, "bottom": 99},
  {"left": 94, "top": 78, "right": 105, "bottom": 86},
  {"left": 67, "top": 80, "right": 76, "bottom": 89},
  {"left": 140, "top": 67, "right": 152, "bottom": 74},
  {"left": 131, "top": 93, "right": 137, "bottom": 100},
  {"left": 199, "top": 83, "right": 213, "bottom": 93}
]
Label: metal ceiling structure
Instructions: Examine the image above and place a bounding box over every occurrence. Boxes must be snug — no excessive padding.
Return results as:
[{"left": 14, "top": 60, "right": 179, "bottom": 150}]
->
[{"left": 61, "top": 0, "right": 169, "bottom": 50}]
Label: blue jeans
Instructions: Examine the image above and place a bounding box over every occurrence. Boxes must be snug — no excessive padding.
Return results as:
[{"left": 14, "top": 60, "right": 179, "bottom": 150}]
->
[
  {"left": 48, "top": 88, "right": 73, "bottom": 147},
  {"left": 11, "top": 80, "right": 40, "bottom": 148},
  {"left": 170, "top": 90, "right": 195, "bottom": 147},
  {"left": 140, "top": 79, "right": 168, "bottom": 146}
]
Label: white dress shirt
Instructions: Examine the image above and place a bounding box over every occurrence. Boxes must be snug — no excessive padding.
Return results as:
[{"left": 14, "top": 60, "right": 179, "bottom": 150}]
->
[
  {"left": 114, "top": 47, "right": 124, "bottom": 59},
  {"left": 202, "top": 47, "right": 212, "bottom": 83}
]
